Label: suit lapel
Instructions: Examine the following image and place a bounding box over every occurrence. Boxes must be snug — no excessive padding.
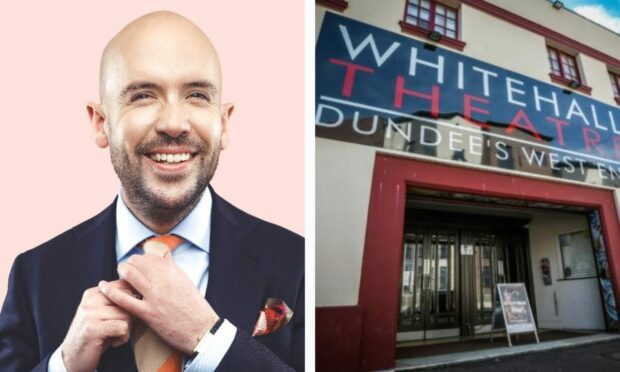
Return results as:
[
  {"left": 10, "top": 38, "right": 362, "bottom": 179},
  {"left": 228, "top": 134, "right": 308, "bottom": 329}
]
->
[{"left": 205, "top": 187, "right": 267, "bottom": 334}]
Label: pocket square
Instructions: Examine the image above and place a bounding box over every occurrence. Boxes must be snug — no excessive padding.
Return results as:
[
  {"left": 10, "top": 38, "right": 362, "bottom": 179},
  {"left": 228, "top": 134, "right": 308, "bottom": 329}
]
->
[{"left": 252, "top": 298, "right": 293, "bottom": 337}]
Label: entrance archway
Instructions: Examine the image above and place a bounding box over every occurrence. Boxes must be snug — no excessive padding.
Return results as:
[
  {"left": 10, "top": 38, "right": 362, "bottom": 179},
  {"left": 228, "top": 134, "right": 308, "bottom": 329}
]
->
[{"left": 358, "top": 155, "right": 620, "bottom": 370}]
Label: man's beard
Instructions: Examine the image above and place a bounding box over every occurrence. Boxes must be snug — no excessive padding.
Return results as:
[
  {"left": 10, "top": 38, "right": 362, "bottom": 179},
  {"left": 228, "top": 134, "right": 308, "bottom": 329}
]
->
[{"left": 110, "top": 134, "right": 219, "bottom": 222}]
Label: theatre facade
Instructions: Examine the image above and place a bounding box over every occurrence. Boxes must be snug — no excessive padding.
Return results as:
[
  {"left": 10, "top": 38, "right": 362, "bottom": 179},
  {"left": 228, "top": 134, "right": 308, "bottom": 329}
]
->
[{"left": 315, "top": 0, "right": 620, "bottom": 370}]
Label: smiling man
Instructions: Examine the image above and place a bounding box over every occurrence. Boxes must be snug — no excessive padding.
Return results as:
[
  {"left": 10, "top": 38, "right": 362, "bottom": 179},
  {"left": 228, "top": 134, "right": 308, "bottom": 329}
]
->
[{"left": 0, "top": 11, "right": 304, "bottom": 372}]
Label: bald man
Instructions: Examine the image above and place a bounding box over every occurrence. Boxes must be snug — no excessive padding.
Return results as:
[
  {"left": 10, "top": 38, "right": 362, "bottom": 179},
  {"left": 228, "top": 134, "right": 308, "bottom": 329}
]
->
[{"left": 0, "top": 11, "right": 304, "bottom": 372}]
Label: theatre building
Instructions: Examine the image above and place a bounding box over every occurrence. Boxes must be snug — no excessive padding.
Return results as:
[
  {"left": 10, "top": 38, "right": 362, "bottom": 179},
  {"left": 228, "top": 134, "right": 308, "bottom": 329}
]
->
[{"left": 315, "top": 0, "right": 620, "bottom": 370}]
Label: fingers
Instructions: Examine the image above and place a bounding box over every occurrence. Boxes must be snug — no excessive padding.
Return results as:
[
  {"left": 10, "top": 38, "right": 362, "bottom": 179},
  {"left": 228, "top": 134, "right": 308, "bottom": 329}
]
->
[
  {"left": 61, "top": 285, "right": 133, "bottom": 371},
  {"left": 109, "top": 336, "right": 129, "bottom": 348},
  {"left": 97, "top": 305, "right": 132, "bottom": 322},
  {"left": 99, "top": 280, "right": 146, "bottom": 316},
  {"left": 99, "top": 319, "right": 131, "bottom": 342},
  {"left": 82, "top": 284, "right": 134, "bottom": 308},
  {"left": 106, "top": 279, "right": 134, "bottom": 291},
  {"left": 118, "top": 258, "right": 152, "bottom": 295},
  {"left": 104, "top": 319, "right": 132, "bottom": 347},
  {"left": 162, "top": 250, "right": 173, "bottom": 261}
]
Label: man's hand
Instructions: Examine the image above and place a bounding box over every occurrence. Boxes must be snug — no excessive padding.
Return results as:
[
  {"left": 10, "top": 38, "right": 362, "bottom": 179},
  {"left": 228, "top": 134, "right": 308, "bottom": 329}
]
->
[
  {"left": 99, "top": 253, "right": 218, "bottom": 355},
  {"left": 61, "top": 280, "right": 134, "bottom": 372}
]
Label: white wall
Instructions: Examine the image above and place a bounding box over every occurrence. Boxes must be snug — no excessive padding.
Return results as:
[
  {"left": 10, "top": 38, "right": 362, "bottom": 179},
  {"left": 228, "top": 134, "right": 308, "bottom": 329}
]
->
[
  {"left": 528, "top": 210, "right": 606, "bottom": 330},
  {"left": 316, "top": 138, "right": 376, "bottom": 306}
]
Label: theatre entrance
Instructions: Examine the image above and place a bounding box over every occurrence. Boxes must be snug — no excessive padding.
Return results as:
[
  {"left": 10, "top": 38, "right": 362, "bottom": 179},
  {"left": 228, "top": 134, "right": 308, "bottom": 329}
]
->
[{"left": 397, "top": 207, "right": 533, "bottom": 342}]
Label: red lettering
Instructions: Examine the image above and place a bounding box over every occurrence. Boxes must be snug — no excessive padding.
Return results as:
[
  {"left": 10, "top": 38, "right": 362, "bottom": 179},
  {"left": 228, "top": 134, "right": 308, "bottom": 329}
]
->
[
  {"left": 393, "top": 76, "right": 439, "bottom": 118},
  {"left": 614, "top": 136, "right": 620, "bottom": 160},
  {"left": 329, "top": 58, "right": 374, "bottom": 97},
  {"left": 463, "top": 94, "right": 490, "bottom": 129},
  {"left": 583, "top": 127, "right": 607, "bottom": 157},
  {"left": 506, "top": 109, "right": 542, "bottom": 141},
  {"left": 545, "top": 117, "right": 570, "bottom": 146}
]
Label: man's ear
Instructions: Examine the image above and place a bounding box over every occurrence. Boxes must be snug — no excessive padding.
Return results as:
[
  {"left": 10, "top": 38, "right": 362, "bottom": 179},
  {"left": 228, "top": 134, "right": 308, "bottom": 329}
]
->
[
  {"left": 86, "top": 102, "right": 109, "bottom": 148},
  {"left": 220, "top": 102, "right": 235, "bottom": 150}
]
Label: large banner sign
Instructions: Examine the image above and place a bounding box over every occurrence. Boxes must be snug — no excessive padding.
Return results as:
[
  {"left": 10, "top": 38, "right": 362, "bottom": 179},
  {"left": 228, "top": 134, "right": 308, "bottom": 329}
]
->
[{"left": 316, "top": 13, "right": 620, "bottom": 187}]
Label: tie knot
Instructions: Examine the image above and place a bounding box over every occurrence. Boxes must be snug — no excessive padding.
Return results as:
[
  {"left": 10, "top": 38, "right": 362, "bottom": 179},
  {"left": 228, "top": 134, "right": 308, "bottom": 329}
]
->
[{"left": 141, "top": 234, "right": 183, "bottom": 257}]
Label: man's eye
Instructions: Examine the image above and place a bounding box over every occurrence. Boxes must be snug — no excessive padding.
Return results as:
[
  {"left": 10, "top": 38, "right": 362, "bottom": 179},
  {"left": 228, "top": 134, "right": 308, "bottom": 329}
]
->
[
  {"left": 131, "top": 93, "right": 152, "bottom": 102},
  {"left": 188, "top": 92, "right": 209, "bottom": 101}
]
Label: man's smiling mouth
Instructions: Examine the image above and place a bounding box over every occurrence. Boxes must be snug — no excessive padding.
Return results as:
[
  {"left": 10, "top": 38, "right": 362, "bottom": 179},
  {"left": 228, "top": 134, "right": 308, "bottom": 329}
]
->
[{"left": 149, "top": 153, "right": 192, "bottom": 163}]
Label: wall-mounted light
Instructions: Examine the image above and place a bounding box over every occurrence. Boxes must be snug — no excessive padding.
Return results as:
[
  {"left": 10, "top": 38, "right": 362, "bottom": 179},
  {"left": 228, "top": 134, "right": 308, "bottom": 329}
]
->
[
  {"left": 428, "top": 30, "right": 442, "bottom": 42},
  {"left": 568, "top": 79, "right": 581, "bottom": 89},
  {"left": 552, "top": 1, "right": 563, "bottom": 9}
]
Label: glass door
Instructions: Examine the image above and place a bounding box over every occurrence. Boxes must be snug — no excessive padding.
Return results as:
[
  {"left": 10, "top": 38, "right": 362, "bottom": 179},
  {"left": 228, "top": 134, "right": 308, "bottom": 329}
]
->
[
  {"left": 399, "top": 230, "right": 425, "bottom": 331},
  {"left": 399, "top": 229, "right": 459, "bottom": 339},
  {"left": 460, "top": 231, "right": 510, "bottom": 335}
]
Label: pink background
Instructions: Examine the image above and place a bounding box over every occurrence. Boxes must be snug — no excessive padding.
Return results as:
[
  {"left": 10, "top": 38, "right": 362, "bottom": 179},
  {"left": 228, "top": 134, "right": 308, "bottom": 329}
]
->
[{"left": 0, "top": 2, "right": 305, "bottom": 301}]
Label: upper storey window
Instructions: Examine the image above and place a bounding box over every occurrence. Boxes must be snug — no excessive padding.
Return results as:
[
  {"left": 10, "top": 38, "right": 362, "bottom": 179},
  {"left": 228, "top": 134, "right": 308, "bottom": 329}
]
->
[
  {"left": 547, "top": 46, "right": 580, "bottom": 82},
  {"left": 316, "top": 0, "right": 348, "bottom": 12},
  {"left": 546, "top": 45, "right": 591, "bottom": 94},
  {"left": 405, "top": 0, "right": 458, "bottom": 39},
  {"left": 610, "top": 71, "right": 620, "bottom": 105},
  {"left": 400, "top": 0, "right": 466, "bottom": 51}
]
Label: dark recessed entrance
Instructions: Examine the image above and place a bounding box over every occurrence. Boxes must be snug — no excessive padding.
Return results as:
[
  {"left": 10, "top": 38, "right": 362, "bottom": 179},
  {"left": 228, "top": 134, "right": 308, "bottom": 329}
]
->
[{"left": 398, "top": 207, "right": 533, "bottom": 341}]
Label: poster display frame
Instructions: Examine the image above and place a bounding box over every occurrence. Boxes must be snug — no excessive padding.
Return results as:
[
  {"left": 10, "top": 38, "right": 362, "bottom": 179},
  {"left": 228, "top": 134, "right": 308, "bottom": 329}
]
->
[{"left": 494, "top": 282, "right": 540, "bottom": 347}]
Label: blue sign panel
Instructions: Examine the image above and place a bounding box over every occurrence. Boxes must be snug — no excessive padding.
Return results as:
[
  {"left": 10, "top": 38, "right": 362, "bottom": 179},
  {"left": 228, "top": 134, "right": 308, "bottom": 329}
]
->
[{"left": 316, "top": 12, "right": 620, "bottom": 187}]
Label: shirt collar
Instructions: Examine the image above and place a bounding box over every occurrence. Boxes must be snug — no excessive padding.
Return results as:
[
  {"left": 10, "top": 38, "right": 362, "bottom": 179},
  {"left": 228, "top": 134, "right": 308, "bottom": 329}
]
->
[{"left": 115, "top": 189, "right": 212, "bottom": 261}]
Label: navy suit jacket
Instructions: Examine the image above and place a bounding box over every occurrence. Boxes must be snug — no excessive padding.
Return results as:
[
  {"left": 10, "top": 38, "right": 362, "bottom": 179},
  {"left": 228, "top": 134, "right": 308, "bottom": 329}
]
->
[{"left": 0, "top": 188, "right": 304, "bottom": 371}]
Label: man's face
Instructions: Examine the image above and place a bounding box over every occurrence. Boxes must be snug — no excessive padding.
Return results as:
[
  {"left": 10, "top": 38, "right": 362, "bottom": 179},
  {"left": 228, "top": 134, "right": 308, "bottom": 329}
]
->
[{"left": 97, "top": 28, "right": 229, "bottom": 215}]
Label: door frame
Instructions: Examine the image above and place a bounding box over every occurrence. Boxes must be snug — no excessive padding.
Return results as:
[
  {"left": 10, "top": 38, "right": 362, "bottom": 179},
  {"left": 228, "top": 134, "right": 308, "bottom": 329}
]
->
[{"left": 357, "top": 155, "right": 620, "bottom": 371}]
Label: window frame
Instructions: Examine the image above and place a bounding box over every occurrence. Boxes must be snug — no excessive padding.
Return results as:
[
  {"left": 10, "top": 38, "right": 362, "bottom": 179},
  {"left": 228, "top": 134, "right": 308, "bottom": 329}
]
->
[
  {"left": 399, "top": 0, "right": 466, "bottom": 51},
  {"left": 546, "top": 45, "right": 592, "bottom": 95},
  {"left": 609, "top": 71, "right": 620, "bottom": 105},
  {"left": 557, "top": 229, "right": 597, "bottom": 281},
  {"left": 547, "top": 46, "right": 581, "bottom": 83},
  {"left": 316, "top": 0, "right": 348, "bottom": 12}
]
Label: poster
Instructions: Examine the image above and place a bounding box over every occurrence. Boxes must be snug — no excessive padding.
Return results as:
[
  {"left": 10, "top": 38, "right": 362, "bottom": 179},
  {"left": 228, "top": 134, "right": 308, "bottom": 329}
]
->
[{"left": 497, "top": 283, "right": 537, "bottom": 334}]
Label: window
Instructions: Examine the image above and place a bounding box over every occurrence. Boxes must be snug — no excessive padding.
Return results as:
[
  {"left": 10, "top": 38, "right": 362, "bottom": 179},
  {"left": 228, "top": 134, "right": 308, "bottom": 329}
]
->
[
  {"left": 546, "top": 46, "right": 591, "bottom": 94},
  {"left": 439, "top": 267, "right": 447, "bottom": 290},
  {"left": 547, "top": 46, "right": 580, "bottom": 82},
  {"left": 399, "top": 0, "right": 466, "bottom": 51},
  {"left": 316, "top": 0, "right": 348, "bottom": 12},
  {"left": 558, "top": 230, "right": 597, "bottom": 279},
  {"left": 405, "top": 0, "right": 458, "bottom": 38},
  {"left": 610, "top": 71, "right": 620, "bottom": 105}
]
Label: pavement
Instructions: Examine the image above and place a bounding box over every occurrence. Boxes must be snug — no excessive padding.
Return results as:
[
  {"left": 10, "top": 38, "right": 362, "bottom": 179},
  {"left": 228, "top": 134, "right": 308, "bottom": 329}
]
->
[{"left": 393, "top": 333, "right": 620, "bottom": 371}]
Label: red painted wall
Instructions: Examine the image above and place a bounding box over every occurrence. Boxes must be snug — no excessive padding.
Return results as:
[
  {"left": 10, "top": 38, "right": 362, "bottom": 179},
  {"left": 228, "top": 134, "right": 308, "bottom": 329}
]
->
[
  {"left": 357, "top": 155, "right": 620, "bottom": 370},
  {"left": 316, "top": 306, "right": 364, "bottom": 371}
]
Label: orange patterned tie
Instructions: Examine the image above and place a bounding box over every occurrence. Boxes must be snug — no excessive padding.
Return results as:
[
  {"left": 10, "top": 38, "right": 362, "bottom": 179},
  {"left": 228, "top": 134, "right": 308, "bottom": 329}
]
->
[{"left": 133, "top": 234, "right": 184, "bottom": 372}]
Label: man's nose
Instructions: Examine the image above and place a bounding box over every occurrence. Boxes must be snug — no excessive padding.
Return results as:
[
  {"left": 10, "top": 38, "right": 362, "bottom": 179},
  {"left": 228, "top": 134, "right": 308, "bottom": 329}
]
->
[{"left": 155, "top": 103, "right": 191, "bottom": 138}]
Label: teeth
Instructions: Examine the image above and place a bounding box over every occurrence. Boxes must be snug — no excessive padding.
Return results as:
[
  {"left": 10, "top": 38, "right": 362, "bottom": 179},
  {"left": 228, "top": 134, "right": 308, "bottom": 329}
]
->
[{"left": 150, "top": 153, "right": 192, "bottom": 163}]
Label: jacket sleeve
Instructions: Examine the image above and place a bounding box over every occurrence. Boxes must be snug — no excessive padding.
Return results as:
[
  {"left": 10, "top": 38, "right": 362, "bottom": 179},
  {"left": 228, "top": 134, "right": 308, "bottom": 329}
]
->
[
  {"left": 0, "top": 254, "right": 53, "bottom": 372},
  {"left": 216, "top": 277, "right": 304, "bottom": 372}
]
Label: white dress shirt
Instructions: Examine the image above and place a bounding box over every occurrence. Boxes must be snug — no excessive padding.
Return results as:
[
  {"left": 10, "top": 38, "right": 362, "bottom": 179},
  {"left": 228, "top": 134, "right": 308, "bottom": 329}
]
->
[{"left": 48, "top": 190, "right": 236, "bottom": 371}]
